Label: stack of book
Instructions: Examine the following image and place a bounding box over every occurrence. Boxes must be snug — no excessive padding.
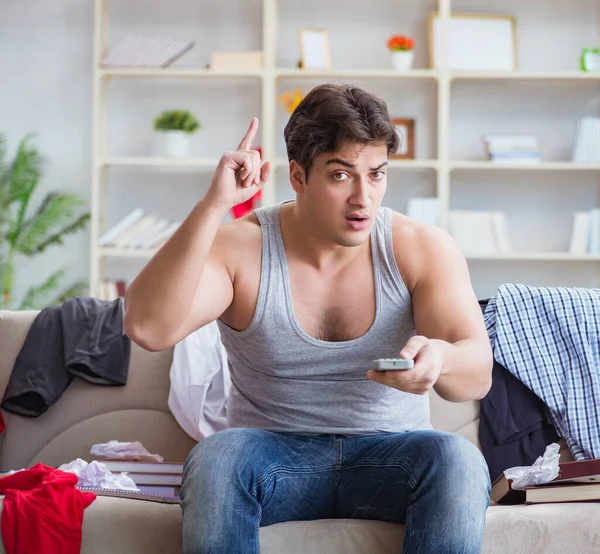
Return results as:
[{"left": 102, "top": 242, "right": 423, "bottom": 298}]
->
[
  {"left": 569, "top": 208, "right": 600, "bottom": 255},
  {"left": 92, "top": 459, "right": 184, "bottom": 500},
  {"left": 100, "top": 34, "right": 195, "bottom": 69},
  {"left": 483, "top": 135, "right": 540, "bottom": 164},
  {"left": 492, "top": 458, "right": 600, "bottom": 505},
  {"left": 98, "top": 209, "right": 181, "bottom": 251}
]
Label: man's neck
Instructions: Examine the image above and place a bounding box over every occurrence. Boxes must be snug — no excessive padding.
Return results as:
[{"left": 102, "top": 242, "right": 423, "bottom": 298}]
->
[{"left": 279, "top": 202, "right": 370, "bottom": 270}]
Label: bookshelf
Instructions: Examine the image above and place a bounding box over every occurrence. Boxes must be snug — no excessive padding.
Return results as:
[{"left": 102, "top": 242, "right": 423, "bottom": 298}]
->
[{"left": 90, "top": 0, "right": 600, "bottom": 299}]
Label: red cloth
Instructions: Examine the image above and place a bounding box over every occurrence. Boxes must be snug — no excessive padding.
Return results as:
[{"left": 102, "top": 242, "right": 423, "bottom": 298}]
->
[
  {"left": 231, "top": 189, "right": 262, "bottom": 219},
  {"left": 0, "top": 412, "right": 5, "bottom": 434},
  {"left": 0, "top": 463, "right": 95, "bottom": 554}
]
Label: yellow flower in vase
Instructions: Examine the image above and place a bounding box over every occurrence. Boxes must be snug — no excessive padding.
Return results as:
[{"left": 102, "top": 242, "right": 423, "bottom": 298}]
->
[{"left": 278, "top": 89, "right": 305, "bottom": 114}]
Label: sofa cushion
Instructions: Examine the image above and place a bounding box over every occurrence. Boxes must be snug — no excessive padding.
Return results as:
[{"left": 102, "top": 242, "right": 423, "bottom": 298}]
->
[
  {"left": 259, "top": 503, "right": 600, "bottom": 554},
  {"left": 76, "top": 500, "right": 600, "bottom": 554},
  {"left": 482, "top": 502, "right": 600, "bottom": 553},
  {"left": 80, "top": 497, "right": 183, "bottom": 554},
  {"left": 0, "top": 307, "right": 196, "bottom": 470},
  {"left": 429, "top": 389, "right": 481, "bottom": 448},
  {"left": 0, "top": 499, "right": 597, "bottom": 554},
  {"left": 32, "top": 409, "right": 196, "bottom": 469},
  {"left": 260, "top": 519, "right": 404, "bottom": 554}
]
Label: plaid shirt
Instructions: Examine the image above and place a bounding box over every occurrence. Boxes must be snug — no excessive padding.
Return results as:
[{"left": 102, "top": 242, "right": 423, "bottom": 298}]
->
[{"left": 484, "top": 283, "right": 600, "bottom": 460}]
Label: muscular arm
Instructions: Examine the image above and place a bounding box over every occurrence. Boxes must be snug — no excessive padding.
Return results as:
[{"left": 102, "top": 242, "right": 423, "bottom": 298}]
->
[
  {"left": 396, "top": 219, "right": 493, "bottom": 402},
  {"left": 123, "top": 118, "right": 269, "bottom": 352},
  {"left": 123, "top": 200, "right": 233, "bottom": 352}
]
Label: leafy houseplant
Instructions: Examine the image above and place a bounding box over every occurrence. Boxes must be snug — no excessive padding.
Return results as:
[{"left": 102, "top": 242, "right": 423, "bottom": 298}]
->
[
  {"left": 387, "top": 35, "right": 415, "bottom": 71},
  {"left": 153, "top": 110, "right": 201, "bottom": 157},
  {"left": 0, "top": 134, "right": 90, "bottom": 310}
]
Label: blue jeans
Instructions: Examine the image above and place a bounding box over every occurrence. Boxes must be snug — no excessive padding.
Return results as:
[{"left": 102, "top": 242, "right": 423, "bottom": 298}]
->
[{"left": 180, "top": 428, "right": 491, "bottom": 554}]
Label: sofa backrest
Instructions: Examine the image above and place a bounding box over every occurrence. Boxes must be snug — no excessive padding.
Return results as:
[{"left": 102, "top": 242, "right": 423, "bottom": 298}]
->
[
  {"left": 0, "top": 309, "right": 480, "bottom": 471},
  {"left": 0, "top": 310, "right": 197, "bottom": 470}
]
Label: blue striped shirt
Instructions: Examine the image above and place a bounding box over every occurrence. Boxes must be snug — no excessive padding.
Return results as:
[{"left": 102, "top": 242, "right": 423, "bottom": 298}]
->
[{"left": 484, "top": 283, "right": 600, "bottom": 460}]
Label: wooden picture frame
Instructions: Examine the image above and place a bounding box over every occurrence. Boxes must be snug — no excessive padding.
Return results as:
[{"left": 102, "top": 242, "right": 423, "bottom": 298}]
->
[
  {"left": 298, "top": 28, "right": 332, "bottom": 70},
  {"left": 390, "top": 118, "right": 415, "bottom": 159},
  {"left": 428, "top": 12, "right": 518, "bottom": 71}
]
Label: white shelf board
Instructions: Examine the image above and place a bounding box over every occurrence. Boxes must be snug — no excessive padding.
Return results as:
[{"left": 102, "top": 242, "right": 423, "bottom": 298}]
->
[
  {"left": 465, "top": 252, "right": 600, "bottom": 262},
  {"left": 102, "top": 157, "right": 221, "bottom": 168},
  {"left": 273, "top": 158, "right": 438, "bottom": 169},
  {"left": 276, "top": 68, "right": 438, "bottom": 80},
  {"left": 99, "top": 67, "right": 263, "bottom": 78},
  {"left": 389, "top": 159, "right": 438, "bottom": 170},
  {"left": 98, "top": 247, "right": 157, "bottom": 259},
  {"left": 99, "top": 68, "right": 600, "bottom": 82},
  {"left": 450, "top": 70, "right": 600, "bottom": 81},
  {"left": 450, "top": 161, "right": 600, "bottom": 171}
]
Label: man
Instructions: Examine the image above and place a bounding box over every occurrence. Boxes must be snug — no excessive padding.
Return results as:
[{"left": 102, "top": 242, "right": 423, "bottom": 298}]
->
[{"left": 124, "top": 84, "right": 493, "bottom": 554}]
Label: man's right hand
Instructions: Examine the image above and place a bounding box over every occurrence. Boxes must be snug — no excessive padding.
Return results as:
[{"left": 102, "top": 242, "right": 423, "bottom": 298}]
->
[{"left": 205, "top": 117, "right": 271, "bottom": 211}]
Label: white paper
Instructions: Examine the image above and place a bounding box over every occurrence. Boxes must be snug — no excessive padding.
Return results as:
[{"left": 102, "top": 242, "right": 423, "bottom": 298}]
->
[
  {"left": 503, "top": 442, "right": 561, "bottom": 490},
  {"left": 59, "top": 458, "right": 139, "bottom": 490},
  {"left": 89, "top": 440, "right": 164, "bottom": 462}
]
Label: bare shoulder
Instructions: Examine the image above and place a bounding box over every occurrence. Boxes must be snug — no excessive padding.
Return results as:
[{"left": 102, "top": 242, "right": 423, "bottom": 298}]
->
[
  {"left": 214, "top": 211, "right": 262, "bottom": 276},
  {"left": 389, "top": 209, "right": 464, "bottom": 292},
  {"left": 217, "top": 211, "right": 261, "bottom": 242}
]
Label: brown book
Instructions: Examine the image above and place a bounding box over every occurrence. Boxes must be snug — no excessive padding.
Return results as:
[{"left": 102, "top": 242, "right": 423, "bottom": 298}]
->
[
  {"left": 525, "top": 482, "right": 600, "bottom": 504},
  {"left": 490, "top": 474, "right": 525, "bottom": 504},
  {"left": 491, "top": 458, "right": 600, "bottom": 504}
]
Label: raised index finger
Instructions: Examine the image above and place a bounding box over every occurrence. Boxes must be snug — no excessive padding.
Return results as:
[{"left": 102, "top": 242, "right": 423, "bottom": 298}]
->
[{"left": 237, "top": 117, "right": 259, "bottom": 151}]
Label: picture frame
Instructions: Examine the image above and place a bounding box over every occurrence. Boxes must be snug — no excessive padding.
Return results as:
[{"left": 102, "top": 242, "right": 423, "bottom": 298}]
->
[
  {"left": 390, "top": 118, "right": 415, "bottom": 159},
  {"left": 298, "top": 28, "right": 332, "bottom": 70},
  {"left": 428, "top": 12, "right": 518, "bottom": 71}
]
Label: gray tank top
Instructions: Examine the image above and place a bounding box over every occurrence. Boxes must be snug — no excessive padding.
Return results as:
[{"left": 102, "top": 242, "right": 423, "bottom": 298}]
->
[{"left": 217, "top": 203, "right": 431, "bottom": 435}]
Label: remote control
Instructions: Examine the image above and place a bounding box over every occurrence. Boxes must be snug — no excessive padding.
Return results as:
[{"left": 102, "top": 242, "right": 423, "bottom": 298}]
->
[{"left": 370, "top": 358, "right": 414, "bottom": 371}]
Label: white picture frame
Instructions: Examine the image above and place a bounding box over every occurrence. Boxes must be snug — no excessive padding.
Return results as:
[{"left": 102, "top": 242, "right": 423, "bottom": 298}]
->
[
  {"left": 298, "top": 28, "right": 332, "bottom": 70},
  {"left": 429, "top": 12, "right": 517, "bottom": 71}
]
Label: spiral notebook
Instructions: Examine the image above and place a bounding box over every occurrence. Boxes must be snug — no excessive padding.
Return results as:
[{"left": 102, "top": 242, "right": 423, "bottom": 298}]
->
[{"left": 78, "top": 487, "right": 180, "bottom": 504}]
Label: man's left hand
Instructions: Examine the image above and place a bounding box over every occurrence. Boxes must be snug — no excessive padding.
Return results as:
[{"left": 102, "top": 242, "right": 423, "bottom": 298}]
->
[{"left": 366, "top": 335, "right": 443, "bottom": 395}]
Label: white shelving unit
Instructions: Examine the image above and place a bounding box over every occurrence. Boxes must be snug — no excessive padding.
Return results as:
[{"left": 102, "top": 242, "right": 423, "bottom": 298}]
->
[{"left": 90, "top": 0, "right": 600, "bottom": 298}]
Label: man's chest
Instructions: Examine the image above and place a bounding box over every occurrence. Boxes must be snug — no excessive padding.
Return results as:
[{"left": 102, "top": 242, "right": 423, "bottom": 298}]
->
[
  {"left": 289, "top": 264, "right": 376, "bottom": 342},
  {"left": 224, "top": 251, "right": 376, "bottom": 342}
]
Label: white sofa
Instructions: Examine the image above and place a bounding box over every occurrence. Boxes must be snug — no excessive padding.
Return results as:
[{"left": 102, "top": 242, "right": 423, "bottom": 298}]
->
[{"left": 1, "top": 309, "right": 599, "bottom": 553}]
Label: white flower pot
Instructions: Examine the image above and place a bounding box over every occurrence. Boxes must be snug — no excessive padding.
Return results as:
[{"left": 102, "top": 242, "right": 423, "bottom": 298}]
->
[
  {"left": 390, "top": 50, "right": 414, "bottom": 71},
  {"left": 161, "top": 130, "right": 191, "bottom": 158}
]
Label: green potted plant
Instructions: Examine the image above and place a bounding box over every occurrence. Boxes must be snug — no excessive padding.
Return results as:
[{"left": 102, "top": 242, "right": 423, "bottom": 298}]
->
[
  {"left": 387, "top": 35, "right": 415, "bottom": 71},
  {"left": 153, "top": 109, "right": 201, "bottom": 157},
  {"left": 0, "top": 134, "right": 90, "bottom": 309}
]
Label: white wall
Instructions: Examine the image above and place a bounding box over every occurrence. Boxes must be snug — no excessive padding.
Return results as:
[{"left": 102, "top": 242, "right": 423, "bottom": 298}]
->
[
  {"left": 1, "top": 0, "right": 93, "bottom": 302},
  {"left": 2, "top": 0, "right": 599, "bottom": 302}
]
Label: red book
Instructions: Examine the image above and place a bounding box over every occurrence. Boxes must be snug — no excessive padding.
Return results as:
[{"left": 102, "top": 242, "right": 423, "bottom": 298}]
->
[
  {"left": 547, "top": 458, "right": 600, "bottom": 485},
  {"left": 491, "top": 458, "right": 600, "bottom": 504}
]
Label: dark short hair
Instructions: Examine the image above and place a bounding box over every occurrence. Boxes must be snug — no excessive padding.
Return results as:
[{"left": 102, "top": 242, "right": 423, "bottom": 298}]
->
[{"left": 283, "top": 83, "right": 399, "bottom": 177}]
